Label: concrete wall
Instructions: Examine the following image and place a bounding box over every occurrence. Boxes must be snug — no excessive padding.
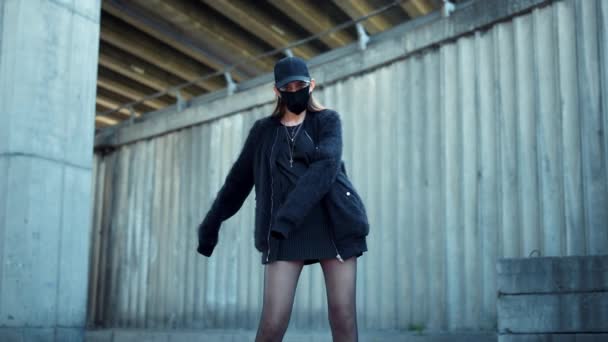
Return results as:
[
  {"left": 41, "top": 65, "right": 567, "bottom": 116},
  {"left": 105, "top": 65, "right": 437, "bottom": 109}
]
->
[
  {"left": 0, "top": 0, "right": 101, "bottom": 341},
  {"left": 89, "top": 0, "right": 608, "bottom": 334}
]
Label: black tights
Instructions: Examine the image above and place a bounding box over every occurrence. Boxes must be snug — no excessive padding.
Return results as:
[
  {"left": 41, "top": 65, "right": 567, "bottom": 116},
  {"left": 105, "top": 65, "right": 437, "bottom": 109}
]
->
[{"left": 255, "top": 256, "right": 358, "bottom": 342}]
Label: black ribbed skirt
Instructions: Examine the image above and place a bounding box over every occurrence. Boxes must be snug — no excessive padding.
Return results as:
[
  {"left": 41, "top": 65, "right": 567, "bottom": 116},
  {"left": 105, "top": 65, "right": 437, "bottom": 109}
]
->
[{"left": 261, "top": 199, "right": 339, "bottom": 265}]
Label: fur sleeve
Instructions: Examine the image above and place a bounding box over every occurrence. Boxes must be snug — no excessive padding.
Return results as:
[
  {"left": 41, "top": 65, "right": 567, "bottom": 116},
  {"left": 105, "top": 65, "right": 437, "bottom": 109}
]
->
[{"left": 197, "top": 119, "right": 260, "bottom": 256}]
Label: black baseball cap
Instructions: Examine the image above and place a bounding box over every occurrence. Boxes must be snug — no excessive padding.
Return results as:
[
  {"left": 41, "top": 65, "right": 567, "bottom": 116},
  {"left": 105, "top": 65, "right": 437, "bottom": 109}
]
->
[{"left": 274, "top": 56, "right": 311, "bottom": 89}]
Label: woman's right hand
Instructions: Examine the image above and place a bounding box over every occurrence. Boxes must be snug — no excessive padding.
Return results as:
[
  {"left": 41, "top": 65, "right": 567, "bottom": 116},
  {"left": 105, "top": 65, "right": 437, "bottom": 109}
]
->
[{"left": 197, "top": 222, "right": 218, "bottom": 257}]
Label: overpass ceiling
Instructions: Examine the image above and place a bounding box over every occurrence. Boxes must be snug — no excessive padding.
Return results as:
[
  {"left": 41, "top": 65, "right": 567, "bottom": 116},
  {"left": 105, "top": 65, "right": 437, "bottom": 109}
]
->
[{"left": 95, "top": 0, "right": 447, "bottom": 132}]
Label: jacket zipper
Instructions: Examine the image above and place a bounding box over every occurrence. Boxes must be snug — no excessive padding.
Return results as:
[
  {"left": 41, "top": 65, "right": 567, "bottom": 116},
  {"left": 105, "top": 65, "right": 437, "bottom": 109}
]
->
[
  {"left": 266, "top": 127, "right": 279, "bottom": 263},
  {"left": 303, "top": 129, "right": 314, "bottom": 144},
  {"left": 329, "top": 224, "right": 344, "bottom": 263},
  {"left": 306, "top": 127, "right": 343, "bottom": 263}
]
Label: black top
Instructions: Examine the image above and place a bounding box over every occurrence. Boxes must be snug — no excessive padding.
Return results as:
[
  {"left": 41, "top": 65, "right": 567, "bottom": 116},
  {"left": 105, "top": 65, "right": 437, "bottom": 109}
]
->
[{"left": 262, "top": 121, "right": 339, "bottom": 265}]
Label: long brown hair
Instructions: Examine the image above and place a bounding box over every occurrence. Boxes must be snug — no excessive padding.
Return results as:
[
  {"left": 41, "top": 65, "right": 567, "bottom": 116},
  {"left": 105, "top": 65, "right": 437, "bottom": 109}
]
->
[{"left": 271, "top": 86, "right": 326, "bottom": 119}]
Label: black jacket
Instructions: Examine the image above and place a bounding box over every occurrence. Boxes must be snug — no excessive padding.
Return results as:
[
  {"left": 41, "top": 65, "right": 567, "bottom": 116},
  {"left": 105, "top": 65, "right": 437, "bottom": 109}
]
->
[{"left": 196, "top": 108, "right": 369, "bottom": 259}]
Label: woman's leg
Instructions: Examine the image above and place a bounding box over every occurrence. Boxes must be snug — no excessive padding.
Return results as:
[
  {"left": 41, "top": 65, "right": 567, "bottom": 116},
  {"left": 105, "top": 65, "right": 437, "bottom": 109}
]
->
[
  {"left": 320, "top": 256, "right": 358, "bottom": 342},
  {"left": 255, "top": 260, "right": 305, "bottom": 342}
]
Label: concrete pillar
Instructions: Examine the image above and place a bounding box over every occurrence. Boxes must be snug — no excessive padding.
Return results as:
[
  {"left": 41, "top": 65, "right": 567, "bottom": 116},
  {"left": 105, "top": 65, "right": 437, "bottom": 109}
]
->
[{"left": 0, "top": 0, "right": 101, "bottom": 341}]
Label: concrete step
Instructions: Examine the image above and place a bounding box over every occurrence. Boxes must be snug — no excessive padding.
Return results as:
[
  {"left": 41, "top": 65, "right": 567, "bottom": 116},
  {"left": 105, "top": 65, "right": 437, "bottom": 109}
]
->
[{"left": 85, "top": 328, "right": 496, "bottom": 342}]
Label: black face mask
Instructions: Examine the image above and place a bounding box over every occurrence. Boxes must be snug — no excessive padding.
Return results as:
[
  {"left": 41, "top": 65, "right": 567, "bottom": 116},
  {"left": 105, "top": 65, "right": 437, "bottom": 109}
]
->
[{"left": 279, "top": 85, "right": 311, "bottom": 115}]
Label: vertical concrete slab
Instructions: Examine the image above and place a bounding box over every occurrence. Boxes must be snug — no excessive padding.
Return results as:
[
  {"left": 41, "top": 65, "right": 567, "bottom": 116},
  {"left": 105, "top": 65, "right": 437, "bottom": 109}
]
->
[
  {"left": 555, "top": 0, "right": 585, "bottom": 257},
  {"left": 575, "top": 0, "right": 608, "bottom": 255},
  {"left": 0, "top": 0, "right": 101, "bottom": 340}
]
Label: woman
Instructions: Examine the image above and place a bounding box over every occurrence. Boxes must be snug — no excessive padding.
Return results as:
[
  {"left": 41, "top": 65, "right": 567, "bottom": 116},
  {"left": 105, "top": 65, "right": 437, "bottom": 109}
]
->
[{"left": 197, "top": 56, "right": 368, "bottom": 342}]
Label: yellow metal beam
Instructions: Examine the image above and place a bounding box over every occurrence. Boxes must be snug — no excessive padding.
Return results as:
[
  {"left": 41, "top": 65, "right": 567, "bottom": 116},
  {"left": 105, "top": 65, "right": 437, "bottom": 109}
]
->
[
  {"left": 98, "top": 43, "right": 200, "bottom": 101},
  {"left": 201, "top": 0, "right": 321, "bottom": 59},
  {"left": 332, "top": 0, "right": 392, "bottom": 35},
  {"left": 268, "top": 0, "right": 354, "bottom": 49},
  {"left": 101, "top": 14, "right": 224, "bottom": 93},
  {"left": 96, "top": 96, "right": 140, "bottom": 118},
  {"left": 102, "top": 0, "right": 251, "bottom": 82},
  {"left": 140, "top": 0, "right": 276, "bottom": 73},
  {"left": 400, "top": 0, "right": 436, "bottom": 17},
  {"left": 97, "top": 74, "right": 170, "bottom": 111},
  {"left": 95, "top": 115, "right": 120, "bottom": 127}
]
